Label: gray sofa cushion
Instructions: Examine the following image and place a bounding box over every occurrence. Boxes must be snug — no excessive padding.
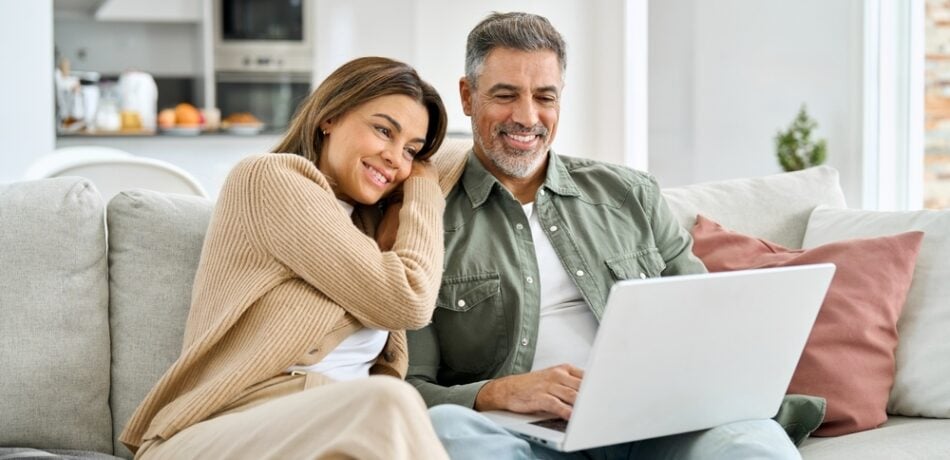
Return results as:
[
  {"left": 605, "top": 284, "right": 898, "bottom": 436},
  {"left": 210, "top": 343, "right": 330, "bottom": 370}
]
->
[
  {"left": 661, "top": 165, "right": 847, "bottom": 249},
  {"left": 0, "top": 177, "right": 111, "bottom": 453},
  {"left": 0, "top": 448, "right": 122, "bottom": 459},
  {"left": 799, "top": 416, "right": 950, "bottom": 459},
  {"left": 106, "top": 190, "right": 212, "bottom": 458}
]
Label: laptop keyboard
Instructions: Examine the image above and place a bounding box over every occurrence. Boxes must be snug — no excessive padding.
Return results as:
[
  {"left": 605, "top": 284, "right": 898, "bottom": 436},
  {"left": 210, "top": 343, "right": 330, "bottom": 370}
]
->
[{"left": 530, "top": 418, "right": 569, "bottom": 432}]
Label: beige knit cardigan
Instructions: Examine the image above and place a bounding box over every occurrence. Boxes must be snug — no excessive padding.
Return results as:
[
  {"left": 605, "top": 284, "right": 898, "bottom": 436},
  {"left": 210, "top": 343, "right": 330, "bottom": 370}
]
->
[{"left": 120, "top": 145, "right": 467, "bottom": 452}]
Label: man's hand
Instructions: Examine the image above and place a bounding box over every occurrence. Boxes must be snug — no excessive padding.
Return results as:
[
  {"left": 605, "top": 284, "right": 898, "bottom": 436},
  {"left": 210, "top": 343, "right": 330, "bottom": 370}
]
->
[
  {"left": 474, "top": 364, "right": 584, "bottom": 420},
  {"left": 376, "top": 201, "right": 401, "bottom": 251}
]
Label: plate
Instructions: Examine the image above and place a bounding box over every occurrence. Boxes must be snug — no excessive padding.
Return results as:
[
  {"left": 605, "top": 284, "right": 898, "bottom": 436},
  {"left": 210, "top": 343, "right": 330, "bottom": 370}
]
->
[
  {"left": 226, "top": 123, "right": 265, "bottom": 136},
  {"left": 162, "top": 126, "right": 201, "bottom": 136}
]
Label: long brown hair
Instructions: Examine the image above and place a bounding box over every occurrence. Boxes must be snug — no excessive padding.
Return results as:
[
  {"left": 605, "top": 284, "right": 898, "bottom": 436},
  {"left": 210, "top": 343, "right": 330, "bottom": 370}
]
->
[{"left": 273, "top": 57, "right": 447, "bottom": 165}]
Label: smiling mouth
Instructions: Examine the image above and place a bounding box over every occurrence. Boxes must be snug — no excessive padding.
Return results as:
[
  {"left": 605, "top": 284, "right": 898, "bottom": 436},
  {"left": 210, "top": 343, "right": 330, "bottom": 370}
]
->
[
  {"left": 501, "top": 131, "right": 542, "bottom": 151},
  {"left": 363, "top": 162, "right": 392, "bottom": 187},
  {"left": 506, "top": 133, "right": 538, "bottom": 142}
]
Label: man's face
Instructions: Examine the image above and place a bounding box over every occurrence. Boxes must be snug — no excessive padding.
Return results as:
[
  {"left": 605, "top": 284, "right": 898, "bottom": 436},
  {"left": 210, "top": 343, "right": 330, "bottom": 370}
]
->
[{"left": 461, "top": 48, "right": 562, "bottom": 179}]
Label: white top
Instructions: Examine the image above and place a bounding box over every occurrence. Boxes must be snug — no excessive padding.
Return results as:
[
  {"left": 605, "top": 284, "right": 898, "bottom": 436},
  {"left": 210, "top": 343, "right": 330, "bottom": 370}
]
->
[
  {"left": 523, "top": 202, "right": 598, "bottom": 372},
  {"left": 287, "top": 199, "right": 389, "bottom": 381}
]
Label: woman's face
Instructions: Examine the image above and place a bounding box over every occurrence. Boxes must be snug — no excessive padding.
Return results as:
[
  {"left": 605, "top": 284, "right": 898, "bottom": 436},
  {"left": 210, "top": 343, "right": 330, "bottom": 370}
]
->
[{"left": 318, "top": 94, "right": 428, "bottom": 205}]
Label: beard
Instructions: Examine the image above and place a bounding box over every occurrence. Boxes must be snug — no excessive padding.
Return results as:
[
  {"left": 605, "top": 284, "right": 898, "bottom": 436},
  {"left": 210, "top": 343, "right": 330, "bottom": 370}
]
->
[{"left": 473, "top": 120, "right": 550, "bottom": 178}]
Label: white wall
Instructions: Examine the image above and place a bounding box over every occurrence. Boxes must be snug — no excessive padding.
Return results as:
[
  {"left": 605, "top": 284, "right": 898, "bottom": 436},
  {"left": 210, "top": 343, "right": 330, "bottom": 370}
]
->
[
  {"left": 649, "top": 0, "right": 865, "bottom": 206},
  {"left": 313, "top": 0, "right": 629, "bottom": 166},
  {"left": 649, "top": 0, "right": 696, "bottom": 187},
  {"left": 1, "top": 1, "right": 54, "bottom": 183}
]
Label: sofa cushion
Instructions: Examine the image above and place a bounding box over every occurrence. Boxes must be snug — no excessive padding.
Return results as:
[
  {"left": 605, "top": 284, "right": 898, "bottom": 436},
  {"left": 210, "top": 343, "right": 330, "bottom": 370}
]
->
[
  {"left": 803, "top": 206, "right": 950, "bottom": 419},
  {"left": 0, "top": 448, "right": 122, "bottom": 459},
  {"left": 799, "top": 416, "right": 950, "bottom": 459},
  {"left": 692, "top": 216, "right": 923, "bottom": 436},
  {"left": 0, "top": 177, "right": 112, "bottom": 453},
  {"left": 662, "top": 165, "right": 847, "bottom": 249},
  {"left": 107, "top": 190, "right": 213, "bottom": 458}
]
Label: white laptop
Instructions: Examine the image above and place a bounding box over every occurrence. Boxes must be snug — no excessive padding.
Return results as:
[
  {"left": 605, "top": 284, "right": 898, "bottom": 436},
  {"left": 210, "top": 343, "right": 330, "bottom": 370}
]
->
[{"left": 482, "top": 264, "right": 835, "bottom": 452}]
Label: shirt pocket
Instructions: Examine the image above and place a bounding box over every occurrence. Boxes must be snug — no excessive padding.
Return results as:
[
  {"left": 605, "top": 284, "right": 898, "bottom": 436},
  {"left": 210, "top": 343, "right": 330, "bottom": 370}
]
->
[
  {"left": 604, "top": 248, "right": 667, "bottom": 280},
  {"left": 434, "top": 272, "right": 508, "bottom": 374}
]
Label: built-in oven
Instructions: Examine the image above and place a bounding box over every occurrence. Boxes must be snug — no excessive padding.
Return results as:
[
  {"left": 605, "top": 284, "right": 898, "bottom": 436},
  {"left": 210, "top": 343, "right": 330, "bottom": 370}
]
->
[
  {"left": 213, "top": 0, "right": 314, "bottom": 132},
  {"left": 216, "top": 72, "right": 310, "bottom": 132}
]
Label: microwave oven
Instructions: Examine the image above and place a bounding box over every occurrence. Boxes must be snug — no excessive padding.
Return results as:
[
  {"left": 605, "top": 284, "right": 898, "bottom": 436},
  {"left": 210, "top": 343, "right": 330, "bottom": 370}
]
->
[{"left": 213, "top": 0, "right": 314, "bottom": 74}]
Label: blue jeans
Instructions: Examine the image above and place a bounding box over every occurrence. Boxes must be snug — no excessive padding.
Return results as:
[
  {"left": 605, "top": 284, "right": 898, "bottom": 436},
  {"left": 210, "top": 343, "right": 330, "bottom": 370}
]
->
[
  {"left": 429, "top": 405, "right": 535, "bottom": 459},
  {"left": 429, "top": 405, "right": 800, "bottom": 460}
]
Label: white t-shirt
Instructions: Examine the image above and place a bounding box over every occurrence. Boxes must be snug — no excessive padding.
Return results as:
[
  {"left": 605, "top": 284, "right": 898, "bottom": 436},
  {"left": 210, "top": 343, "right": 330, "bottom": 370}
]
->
[
  {"left": 287, "top": 199, "right": 389, "bottom": 381},
  {"left": 523, "top": 202, "right": 598, "bottom": 372}
]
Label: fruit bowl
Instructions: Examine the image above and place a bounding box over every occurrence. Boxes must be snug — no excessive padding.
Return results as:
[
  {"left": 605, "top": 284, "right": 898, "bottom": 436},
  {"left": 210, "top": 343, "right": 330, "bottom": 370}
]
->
[
  {"left": 225, "top": 123, "right": 265, "bottom": 135},
  {"left": 161, "top": 125, "right": 201, "bottom": 136}
]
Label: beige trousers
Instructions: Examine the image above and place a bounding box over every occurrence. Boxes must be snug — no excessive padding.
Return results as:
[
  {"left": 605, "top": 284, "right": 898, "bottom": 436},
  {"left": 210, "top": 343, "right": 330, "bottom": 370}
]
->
[{"left": 137, "top": 374, "right": 448, "bottom": 460}]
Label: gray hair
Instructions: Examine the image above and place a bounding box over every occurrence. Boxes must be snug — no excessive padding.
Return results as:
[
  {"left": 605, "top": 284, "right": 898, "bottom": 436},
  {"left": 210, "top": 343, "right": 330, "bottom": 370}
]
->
[{"left": 464, "top": 12, "right": 567, "bottom": 88}]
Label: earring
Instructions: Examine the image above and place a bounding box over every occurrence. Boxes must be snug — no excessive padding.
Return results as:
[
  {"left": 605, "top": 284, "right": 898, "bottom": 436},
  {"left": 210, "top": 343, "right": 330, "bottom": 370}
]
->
[{"left": 322, "top": 129, "right": 328, "bottom": 136}]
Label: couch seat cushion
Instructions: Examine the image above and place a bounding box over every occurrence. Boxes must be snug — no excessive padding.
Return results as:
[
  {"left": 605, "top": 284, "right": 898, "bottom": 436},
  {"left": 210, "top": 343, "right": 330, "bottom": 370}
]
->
[
  {"left": 0, "top": 448, "right": 123, "bottom": 459},
  {"left": 799, "top": 416, "right": 950, "bottom": 459}
]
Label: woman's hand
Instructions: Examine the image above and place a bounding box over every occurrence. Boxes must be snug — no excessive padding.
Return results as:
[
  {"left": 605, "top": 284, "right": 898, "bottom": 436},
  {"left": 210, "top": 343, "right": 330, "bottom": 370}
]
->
[
  {"left": 376, "top": 201, "right": 402, "bottom": 251},
  {"left": 377, "top": 160, "right": 436, "bottom": 251},
  {"left": 409, "top": 159, "right": 438, "bottom": 183}
]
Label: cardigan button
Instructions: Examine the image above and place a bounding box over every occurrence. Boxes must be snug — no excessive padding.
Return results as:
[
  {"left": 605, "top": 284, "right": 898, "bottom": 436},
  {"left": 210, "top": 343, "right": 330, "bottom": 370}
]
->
[{"left": 384, "top": 351, "right": 395, "bottom": 362}]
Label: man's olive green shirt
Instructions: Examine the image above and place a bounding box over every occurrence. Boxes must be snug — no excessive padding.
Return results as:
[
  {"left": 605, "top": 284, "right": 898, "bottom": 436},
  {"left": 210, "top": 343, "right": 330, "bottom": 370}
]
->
[{"left": 407, "top": 151, "right": 707, "bottom": 407}]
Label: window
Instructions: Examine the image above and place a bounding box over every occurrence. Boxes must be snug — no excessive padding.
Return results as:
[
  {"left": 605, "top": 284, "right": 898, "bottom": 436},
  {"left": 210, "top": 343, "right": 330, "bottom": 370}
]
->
[{"left": 925, "top": 0, "right": 950, "bottom": 208}]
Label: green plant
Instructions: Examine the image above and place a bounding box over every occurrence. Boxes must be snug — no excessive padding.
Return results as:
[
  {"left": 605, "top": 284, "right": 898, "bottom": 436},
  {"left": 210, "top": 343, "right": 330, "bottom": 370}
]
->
[{"left": 775, "top": 105, "right": 827, "bottom": 172}]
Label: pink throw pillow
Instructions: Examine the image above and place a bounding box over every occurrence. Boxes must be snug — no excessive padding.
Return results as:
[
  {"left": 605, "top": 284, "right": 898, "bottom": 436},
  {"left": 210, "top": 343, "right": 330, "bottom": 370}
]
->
[{"left": 691, "top": 215, "right": 923, "bottom": 436}]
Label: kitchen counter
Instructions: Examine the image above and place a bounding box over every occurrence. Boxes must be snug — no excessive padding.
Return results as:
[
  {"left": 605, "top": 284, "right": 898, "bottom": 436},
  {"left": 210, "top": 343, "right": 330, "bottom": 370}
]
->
[
  {"left": 57, "top": 128, "right": 284, "bottom": 138},
  {"left": 57, "top": 133, "right": 284, "bottom": 199}
]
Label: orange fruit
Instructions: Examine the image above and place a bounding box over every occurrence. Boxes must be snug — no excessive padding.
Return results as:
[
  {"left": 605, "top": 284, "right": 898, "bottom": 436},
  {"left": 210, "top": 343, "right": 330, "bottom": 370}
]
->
[
  {"left": 157, "top": 108, "right": 176, "bottom": 129},
  {"left": 175, "top": 103, "right": 201, "bottom": 126}
]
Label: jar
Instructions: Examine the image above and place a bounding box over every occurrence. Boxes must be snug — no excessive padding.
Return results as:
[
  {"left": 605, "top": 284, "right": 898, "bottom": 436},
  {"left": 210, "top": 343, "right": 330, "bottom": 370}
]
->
[{"left": 95, "top": 84, "right": 121, "bottom": 132}]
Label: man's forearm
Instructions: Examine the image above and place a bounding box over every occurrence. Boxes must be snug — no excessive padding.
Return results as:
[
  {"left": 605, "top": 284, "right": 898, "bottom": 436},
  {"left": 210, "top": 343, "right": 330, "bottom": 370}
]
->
[{"left": 406, "top": 376, "right": 490, "bottom": 409}]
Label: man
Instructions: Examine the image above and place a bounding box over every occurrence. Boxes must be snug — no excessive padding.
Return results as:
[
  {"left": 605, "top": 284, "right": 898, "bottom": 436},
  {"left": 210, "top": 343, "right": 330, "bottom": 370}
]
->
[{"left": 408, "top": 12, "right": 802, "bottom": 459}]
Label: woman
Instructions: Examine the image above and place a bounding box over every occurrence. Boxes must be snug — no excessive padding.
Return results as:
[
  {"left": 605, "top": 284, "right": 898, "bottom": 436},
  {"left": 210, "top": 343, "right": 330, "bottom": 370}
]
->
[{"left": 119, "top": 57, "right": 479, "bottom": 459}]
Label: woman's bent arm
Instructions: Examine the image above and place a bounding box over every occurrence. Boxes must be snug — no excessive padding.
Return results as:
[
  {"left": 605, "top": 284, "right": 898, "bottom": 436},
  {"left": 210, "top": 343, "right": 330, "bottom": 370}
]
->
[{"left": 240, "top": 155, "right": 444, "bottom": 330}]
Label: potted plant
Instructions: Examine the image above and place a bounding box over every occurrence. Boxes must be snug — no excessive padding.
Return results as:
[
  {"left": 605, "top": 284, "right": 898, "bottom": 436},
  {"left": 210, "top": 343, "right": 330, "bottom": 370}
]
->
[{"left": 775, "top": 105, "right": 827, "bottom": 172}]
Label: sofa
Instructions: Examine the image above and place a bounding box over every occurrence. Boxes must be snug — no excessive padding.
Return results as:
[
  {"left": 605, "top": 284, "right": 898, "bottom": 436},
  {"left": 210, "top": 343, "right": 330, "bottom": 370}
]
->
[{"left": 1, "top": 138, "right": 948, "bottom": 459}]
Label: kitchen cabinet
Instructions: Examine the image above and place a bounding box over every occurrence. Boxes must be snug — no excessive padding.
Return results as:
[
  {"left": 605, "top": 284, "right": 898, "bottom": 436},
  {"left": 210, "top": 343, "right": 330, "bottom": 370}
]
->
[{"left": 95, "top": 0, "right": 201, "bottom": 23}]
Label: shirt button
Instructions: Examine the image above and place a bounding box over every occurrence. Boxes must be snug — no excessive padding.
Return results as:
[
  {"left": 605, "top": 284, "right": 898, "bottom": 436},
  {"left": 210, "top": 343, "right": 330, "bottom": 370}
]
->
[
  {"left": 516, "top": 223, "right": 524, "bottom": 230},
  {"left": 549, "top": 225, "right": 558, "bottom": 232},
  {"left": 526, "top": 276, "right": 534, "bottom": 284},
  {"left": 640, "top": 272, "right": 647, "bottom": 279},
  {"left": 576, "top": 270, "right": 585, "bottom": 277},
  {"left": 457, "top": 299, "right": 466, "bottom": 307},
  {"left": 521, "top": 337, "right": 529, "bottom": 346}
]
